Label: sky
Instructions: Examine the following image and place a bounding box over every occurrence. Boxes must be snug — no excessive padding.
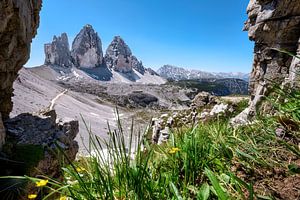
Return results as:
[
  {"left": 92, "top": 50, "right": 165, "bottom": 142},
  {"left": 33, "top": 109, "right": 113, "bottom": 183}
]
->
[{"left": 26, "top": 0, "right": 253, "bottom": 73}]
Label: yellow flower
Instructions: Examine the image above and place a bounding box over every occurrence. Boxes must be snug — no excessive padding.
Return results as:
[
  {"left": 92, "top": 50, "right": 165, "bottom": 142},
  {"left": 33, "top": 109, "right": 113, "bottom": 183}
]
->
[
  {"left": 169, "top": 147, "right": 180, "bottom": 154},
  {"left": 76, "top": 167, "right": 86, "bottom": 172},
  {"left": 28, "top": 194, "right": 37, "bottom": 199},
  {"left": 60, "top": 196, "right": 67, "bottom": 200},
  {"left": 35, "top": 179, "right": 48, "bottom": 187}
]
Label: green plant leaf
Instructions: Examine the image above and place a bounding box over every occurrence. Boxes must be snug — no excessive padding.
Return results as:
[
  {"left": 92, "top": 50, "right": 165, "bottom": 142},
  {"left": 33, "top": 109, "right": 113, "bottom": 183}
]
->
[
  {"left": 169, "top": 182, "right": 183, "bottom": 200},
  {"left": 197, "top": 182, "right": 210, "bottom": 200},
  {"left": 288, "top": 164, "right": 300, "bottom": 174},
  {"left": 204, "top": 168, "right": 229, "bottom": 200}
]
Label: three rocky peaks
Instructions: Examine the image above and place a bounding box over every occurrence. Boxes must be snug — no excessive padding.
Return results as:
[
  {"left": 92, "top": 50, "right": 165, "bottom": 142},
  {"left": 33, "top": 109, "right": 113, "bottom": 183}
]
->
[{"left": 44, "top": 24, "right": 146, "bottom": 74}]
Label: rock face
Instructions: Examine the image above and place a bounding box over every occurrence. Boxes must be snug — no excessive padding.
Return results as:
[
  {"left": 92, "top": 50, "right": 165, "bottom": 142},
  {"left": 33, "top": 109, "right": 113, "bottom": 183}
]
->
[
  {"left": 244, "top": 0, "right": 300, "bottom": 115},
  {"left": 44, "top": 33, "right": 72, "bottom": 67},
  {"left": 71, "top": 24, "right": 103, "bottom": 68},
  {"left": 0, "top": 0, "right": 42, "bottom": 149},
  {"left": 105, "top": 36, "right": 145, "bottom": 73},
  {"left": 0, "top": 0, "right": 42, "bottom": 120},
  {"left": 2, "top": 110, "right": 78, "bottom": 178},
  {"left": 0, "top": 0, "right": 79, "bottom": 188},
  {"left": 0, "top": 113, "right": 5, "bottom": 150}
]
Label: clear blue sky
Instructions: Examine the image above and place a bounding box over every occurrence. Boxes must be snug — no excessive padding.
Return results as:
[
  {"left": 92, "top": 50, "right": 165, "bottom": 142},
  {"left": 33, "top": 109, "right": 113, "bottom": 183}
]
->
[{"left": 26, "top": 0, "right": 253, "bottom": 73}]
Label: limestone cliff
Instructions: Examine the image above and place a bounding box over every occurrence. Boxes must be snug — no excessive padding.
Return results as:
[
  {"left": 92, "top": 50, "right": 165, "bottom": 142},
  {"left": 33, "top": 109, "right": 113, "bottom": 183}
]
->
[
  {"left": 244, "top": 0, "right": 300, "bottom": 114},
  {"left": 44, "top": 33, "right": 72, "bottom": 67},
  {"left": 0, "top": 0, "right": 42, "bottom": 148},
  {"left": 71, "top": 24, "right": 103, "bottom": 68},
  {"left": 105, "top": 36, "right": 145, "bottom": 74},
  {"left": 0, "top": 0, "right": 42, "bottom": 120}
]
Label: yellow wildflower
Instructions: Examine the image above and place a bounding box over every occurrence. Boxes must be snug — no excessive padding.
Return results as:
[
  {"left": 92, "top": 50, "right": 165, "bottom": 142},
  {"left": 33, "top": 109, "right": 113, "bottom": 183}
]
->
[
  {"left": 28, "top": 194, "right": 37, "bottom": 199},
  {"left": 169, "top": 147, "right": 180, "bottom": 154},
  {"left": 76, "top": 167, "right": 86, "bottom": 172},
  {"left": 60, "top": 196, "right": 67, "bottom": 200},
  {"left": 35, "top": 179, "right": 48, "bottom": 187}
]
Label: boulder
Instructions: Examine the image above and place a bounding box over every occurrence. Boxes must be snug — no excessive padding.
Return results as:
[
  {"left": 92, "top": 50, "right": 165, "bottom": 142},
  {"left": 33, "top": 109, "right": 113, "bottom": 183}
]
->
[
  {"left": 71, "top": 24, "right": 103, "bottom": 68},
  {"left": 2, "top": 110, "right": 78, "bottom": 178},
  {"left": 44, "top": 33, "right": 72, "bottom": 67},
  {"left": 192, "top": 92, "right": 216, "bottom": 108}
]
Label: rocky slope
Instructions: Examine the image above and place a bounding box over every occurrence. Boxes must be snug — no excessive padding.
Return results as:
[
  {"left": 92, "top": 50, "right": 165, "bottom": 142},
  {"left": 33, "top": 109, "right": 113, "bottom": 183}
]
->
[
  {"left": 157, "top": 65, "right": 250, "bottom": 81},
  {"left": 71, "top": 24, "right": 103, "bottom": 68},
  {"left": 244, "top": 0, "right": 300, "bottom": 116}
]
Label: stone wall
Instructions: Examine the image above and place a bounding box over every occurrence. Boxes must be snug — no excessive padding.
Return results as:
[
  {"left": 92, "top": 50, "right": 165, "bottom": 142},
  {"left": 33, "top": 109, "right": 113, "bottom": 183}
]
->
[{"left": 244, "top": 0, "right": 300, "bottom": 114}]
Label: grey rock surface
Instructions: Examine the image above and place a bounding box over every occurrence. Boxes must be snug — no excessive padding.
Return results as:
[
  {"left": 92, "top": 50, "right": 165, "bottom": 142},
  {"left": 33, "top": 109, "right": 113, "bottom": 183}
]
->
[
  {"left": 71, "top": 24, "right": 103, "bottom": 68},
  {"left": 4, "top": 110, "right": 78, "bottom": 177},
  {"left": 244, "top": 0, "right": 300, "bottom": 115},
  {"left": 105, "top": 36, "right": 145, "bottom": 74},
  {"left": 0, "top": 0, "right": 42, "bottom": 119},
  {"left": 44, "top": 33, "right": 72, "bottom": 67}
]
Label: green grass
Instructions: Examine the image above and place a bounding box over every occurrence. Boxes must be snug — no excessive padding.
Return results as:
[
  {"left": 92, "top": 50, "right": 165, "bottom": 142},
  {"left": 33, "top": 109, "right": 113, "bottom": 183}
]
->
[{"left": 1, "top": 86, "right": 300, "bottom": 200}]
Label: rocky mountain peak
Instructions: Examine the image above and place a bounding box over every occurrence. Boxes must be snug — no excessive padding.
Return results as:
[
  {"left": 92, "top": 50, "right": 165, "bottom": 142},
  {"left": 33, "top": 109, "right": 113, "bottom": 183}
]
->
[
  {"left": 105, "top": 36, "right": 145, "bottom": 74},
  {"left": 44, "top": 33, "right": 72, "bottom": 67},
  {"left": 71, "top": 24, "right": 103, "bottom": 68}
]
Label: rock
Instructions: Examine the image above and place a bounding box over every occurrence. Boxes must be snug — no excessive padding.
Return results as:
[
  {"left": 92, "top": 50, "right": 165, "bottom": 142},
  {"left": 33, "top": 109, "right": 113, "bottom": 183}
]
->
[
  {"left": 147, "top": 68, "right": 159, "bottom": 76},
  {"left": 0, "top": 113, "right": 5, "bottom": 150},
  {"left": 151, "top": 119, "right": 161, "bottom": 143},
  {"left": 158, "top": 127, "right": 170, "bottom": 145},
  {"left": 0, "top": 0, "right": 42, "bottom": 119},
  {"left": 192, "top": 92, "right": 216, "bottom": 108},
  {"left": 44, "top": 33, "right": 72, "bottom": 67},
  {"left": 230, "top": 107, "right": 250, "bottom": 127},
  {"left": 104, "top": 36, "right": 145, "bottom": 73},
  {"left": 209, "top": 103, "right": 228, "bottom": 116},
  {"left": 3, "top": 110, "right": 78, "bottom": 178},
  {"left": 244, "top": 0, "right": 300, "bottom": 115},
  {"left": 71, "top": 24, "right": 103, "bottom": 68}
]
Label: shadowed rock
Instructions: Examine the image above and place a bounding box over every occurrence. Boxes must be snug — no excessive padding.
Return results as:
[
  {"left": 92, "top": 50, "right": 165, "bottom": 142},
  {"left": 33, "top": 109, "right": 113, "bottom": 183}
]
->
[
  {"left": 2, "top": 110, "right": 78, "bottom": 178},
  {"left": 44, "top": 33, "right": 72, "bottom": 67}
]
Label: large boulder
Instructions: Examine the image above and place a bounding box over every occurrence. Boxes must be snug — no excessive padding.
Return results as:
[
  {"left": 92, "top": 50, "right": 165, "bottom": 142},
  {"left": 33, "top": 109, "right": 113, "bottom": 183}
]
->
[
  {"left": 244, "top": 0, "right": 300, "bottom": 115},
  {"left": 105, "top": 36, "right": 145, "bottom": 73},
  {"left": 2, "top": 110, "right": 78, "bottom": 177},
  {"left": 44, "top": 33, "right": 72, "bottom": 67},
  {"left": 71, "top": 24, "right": 103, "bottom": 68}
]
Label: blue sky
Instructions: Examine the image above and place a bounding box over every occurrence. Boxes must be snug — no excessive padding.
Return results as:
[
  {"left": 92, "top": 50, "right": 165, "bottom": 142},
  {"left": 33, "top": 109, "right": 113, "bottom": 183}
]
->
[{"left": 26, "top": 0, "right": 253, "bottom": 73}]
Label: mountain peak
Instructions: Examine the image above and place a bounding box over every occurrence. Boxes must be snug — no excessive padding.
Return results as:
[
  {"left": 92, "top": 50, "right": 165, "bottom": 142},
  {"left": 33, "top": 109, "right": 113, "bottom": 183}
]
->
[
  {"left": 71, "top": 25, "right": 103, "bottom": 68},
  {"left": 105, "top": 36, "right": 145, "bottom": 73},
  {"left": 44, "top": 33, "right": 72, "bottom": 67}
]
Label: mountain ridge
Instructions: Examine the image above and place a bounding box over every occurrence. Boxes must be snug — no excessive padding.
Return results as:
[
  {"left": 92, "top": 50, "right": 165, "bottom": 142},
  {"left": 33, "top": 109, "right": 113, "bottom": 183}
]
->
[{"left": 157, "top": 65, "right": 250, "bottom": 81}]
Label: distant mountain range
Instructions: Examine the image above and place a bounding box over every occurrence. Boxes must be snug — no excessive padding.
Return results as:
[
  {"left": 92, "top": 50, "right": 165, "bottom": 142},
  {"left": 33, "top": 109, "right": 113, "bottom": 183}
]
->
[{"left": 157, "top": 65, "right": 250, "bottom": 81}]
